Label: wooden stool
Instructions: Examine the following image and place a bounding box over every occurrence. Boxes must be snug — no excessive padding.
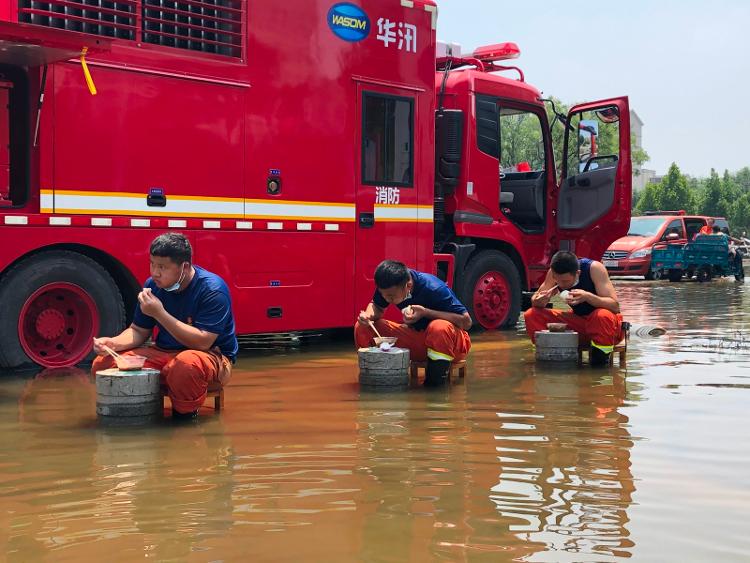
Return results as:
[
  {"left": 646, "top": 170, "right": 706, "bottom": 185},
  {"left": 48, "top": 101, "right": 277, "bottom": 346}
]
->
[
  {"left": 409, "top": 360, "right": 467, "bottom": 384},
  {"left": 577, "top": 342, "right": 627, "bottom": 367},
  {"left": 162, "top": 381, "right": 224, "bottom": 411}
]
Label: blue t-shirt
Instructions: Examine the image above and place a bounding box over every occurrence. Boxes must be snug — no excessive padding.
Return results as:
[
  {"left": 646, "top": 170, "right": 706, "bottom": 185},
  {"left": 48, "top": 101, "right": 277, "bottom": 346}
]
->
[
  {"left": 373, "top": 269, "right": 468, "bottom": 331},
  {"left": 133, "top": 266, "right": 238, "bottom": 361}
]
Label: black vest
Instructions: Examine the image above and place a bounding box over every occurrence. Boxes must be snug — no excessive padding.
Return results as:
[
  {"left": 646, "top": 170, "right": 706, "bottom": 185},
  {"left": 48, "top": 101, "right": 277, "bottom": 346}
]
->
[{"left": 571, "top": 258, "right": 597, "bottom": 317}]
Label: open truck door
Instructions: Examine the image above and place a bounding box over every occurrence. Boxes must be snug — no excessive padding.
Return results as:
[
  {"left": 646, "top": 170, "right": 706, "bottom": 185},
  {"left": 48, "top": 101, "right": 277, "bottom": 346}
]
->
[
  {"left": 556, "top": 97, "right": 631, "bottom": 260},
  {"left": 0, "top": 21, "right": 110, "bottom": 66}
]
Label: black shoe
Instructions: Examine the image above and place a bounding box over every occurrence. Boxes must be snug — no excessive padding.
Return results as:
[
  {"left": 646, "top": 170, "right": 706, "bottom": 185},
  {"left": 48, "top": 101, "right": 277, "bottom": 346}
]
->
[
  {"left": 590, "top": 347, "right": 611, "bottom": 367},
  {"left": 424, "top": 359, "right": 450, "bottom": 387},
  {"left": 172, "top": 409, "right": 198, "bottom": 421}
]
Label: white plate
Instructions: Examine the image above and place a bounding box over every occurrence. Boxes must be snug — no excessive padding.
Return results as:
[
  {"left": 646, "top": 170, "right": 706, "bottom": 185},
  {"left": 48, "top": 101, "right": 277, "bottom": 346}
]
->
[{"left": 603, "top": 259, "right": 619, "bottom": 267}]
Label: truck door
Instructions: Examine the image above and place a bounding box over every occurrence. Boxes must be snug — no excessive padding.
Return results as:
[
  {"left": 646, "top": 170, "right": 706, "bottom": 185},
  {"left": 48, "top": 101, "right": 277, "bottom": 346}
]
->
[
  {"left": 354, "top": 83, "right": 419, "bottom": 314},
  {"left": 556, "top": 97, "right": 631, "bottom": 260}
]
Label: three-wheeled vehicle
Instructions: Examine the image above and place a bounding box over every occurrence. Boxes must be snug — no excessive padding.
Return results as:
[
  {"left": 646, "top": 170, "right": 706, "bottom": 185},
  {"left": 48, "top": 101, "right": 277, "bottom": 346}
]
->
[{"left": 650, "top": 234, "right": 745, "bottom": 282}]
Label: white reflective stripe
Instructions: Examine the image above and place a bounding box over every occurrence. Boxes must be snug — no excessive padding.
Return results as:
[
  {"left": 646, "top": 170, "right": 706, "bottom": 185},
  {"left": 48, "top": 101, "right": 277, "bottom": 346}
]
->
[
  {"left": 424, "top": 4, "right": 437, "bottom": 30},
  {"left": 203, "top": 220, "right": 221, "bottom": 229},
  {"left": 427, "top": 348, "right": 454, "bottom": 361},
  {"left": 401, "top": 0, "right": 414, "bottom": 7},
  {"left": 236, "top": 221, "right": 253, "bottom": 229},
  {"left": 40, "top": 192, "right": 54, "bottom": 211},
  {"left": 49, "top": 216, "right": 72, "bottom": 226},
  {"left": 131, "top": 219, "right": 150, "bottom": 227},
  {"left": 374, "top": 205, "right": 433, "bottom": 222},
  {"left": 297, "top": 223, "right": 312, "bottom": 231},
  {"left": 52, "top": 193, "right": 244, "bottom": 218},
  {"left": 267, "top": 222, "right": 283, "bottom": 230},
  {"left": 91, "top": 217, "right": 112, "bottom": 227},
  {"left": 4, "top": 216, "right": 28, "bottom": 225},
  {"left": 44, "top": 191, "right": 355, "bottom": 221},
  {"left": 325, "top": 224, "right": 340, "bottom": 231},
  {"left": 168, "top": 219, "right": 187, "bottom": 228},
  {"left": 245, "top": 201, "right": 355, "bottom": 221}
]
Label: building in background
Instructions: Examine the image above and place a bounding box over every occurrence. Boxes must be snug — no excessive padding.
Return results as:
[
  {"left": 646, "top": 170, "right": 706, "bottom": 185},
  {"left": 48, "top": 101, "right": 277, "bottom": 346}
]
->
[{"left": 630, "top": 110, "right": 656, "bottom": 190}]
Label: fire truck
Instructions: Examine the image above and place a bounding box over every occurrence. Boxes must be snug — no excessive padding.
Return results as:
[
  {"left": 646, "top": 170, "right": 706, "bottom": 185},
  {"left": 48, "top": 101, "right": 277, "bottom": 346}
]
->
[{"left": 0, "top": 1, "right": 631, "bottom": 369}]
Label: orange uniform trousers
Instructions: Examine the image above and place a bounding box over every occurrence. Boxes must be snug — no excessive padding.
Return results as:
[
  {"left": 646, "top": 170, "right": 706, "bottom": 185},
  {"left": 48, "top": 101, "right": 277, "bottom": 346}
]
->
[
  {"left": 91, "top": 347, "right": 231, "bottom": 414},
  {"left": 524, "top": 307, "right": 624, "bottom": 351},
  {"left": 354, "top": 319, "right": 471, "bottom": 362}
]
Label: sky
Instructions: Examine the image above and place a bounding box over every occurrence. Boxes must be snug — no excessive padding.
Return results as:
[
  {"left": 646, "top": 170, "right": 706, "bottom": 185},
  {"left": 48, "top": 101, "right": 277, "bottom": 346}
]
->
[{"left": 436, "top": 0, "right": 750, "bottom": 178}]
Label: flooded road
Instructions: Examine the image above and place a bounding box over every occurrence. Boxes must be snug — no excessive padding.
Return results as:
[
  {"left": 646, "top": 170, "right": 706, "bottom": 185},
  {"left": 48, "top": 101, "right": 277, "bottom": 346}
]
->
[{"left": 1, "top": 280, "right": 749, "bottom": 561}]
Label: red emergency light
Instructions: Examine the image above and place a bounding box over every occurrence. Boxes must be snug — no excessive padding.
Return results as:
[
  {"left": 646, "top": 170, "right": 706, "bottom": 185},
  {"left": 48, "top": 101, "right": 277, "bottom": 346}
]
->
[{"left": 472, "top": 42, "right": 520, "bottom": 63}]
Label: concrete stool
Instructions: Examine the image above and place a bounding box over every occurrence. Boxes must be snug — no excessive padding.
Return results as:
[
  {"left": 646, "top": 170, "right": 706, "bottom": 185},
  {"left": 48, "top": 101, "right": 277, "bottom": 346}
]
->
[
  {"left": 535, "top": 330, "right": 579, "bottom": 362},
  {"left": 96, "top": 368, "right": 161, "bottom": 419},
  {"left": 409, "top": 360, "right": 467, "bottom": 385},
  {"left": 578, "top": 342, "right": 628, "bottom": 367},
  {"left": 358, "top": 347, "right": 410, "bottom": 388},
  {"left": 161, "top": 381, "right": 225, "bottom": 411}
]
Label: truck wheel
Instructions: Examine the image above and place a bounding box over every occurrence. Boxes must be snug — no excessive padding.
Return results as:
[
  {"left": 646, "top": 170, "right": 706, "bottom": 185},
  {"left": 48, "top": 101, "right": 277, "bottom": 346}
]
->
[
  {"left": 668, "top": 269, "right": 683, "bottom": 282},
  {"left": 459, "top": 250, "right": 521, "bottom": 330},
  {"left": 0, "top": 251, "right": 125, "bottom": 369},
  {"left": 644, "top": 270, "right": 655, "bottom": 280}
]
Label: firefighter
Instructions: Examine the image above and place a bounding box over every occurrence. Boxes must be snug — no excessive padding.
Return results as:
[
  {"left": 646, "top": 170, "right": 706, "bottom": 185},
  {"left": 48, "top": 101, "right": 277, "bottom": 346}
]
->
[
  {"left": 91, "top": 233, "right": 238, "bottom": 419},
  {"left": 524, "top": 250, "right": 624, "bottom": 366},
  {"left": 355, "top": 260, "right": 472, "bottom": 386}
]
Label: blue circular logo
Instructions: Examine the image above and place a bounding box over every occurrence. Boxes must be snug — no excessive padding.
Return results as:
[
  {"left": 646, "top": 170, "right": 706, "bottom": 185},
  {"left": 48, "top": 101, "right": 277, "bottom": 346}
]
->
[{"left": 328, "top": 3, "right": 370, "bottom": 42}]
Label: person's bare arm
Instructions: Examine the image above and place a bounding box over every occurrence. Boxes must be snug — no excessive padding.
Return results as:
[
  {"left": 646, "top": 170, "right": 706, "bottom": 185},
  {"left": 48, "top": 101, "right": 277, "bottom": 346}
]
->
[
  {"left": 93, "top": 325, "right": 150, "bottom": 355},
  {"left": 139, "top": 289, "right": 219, "bottom": 351},
  {"left": 357, "top": 302, "right": 385, "bottom": 325},
  {"left": 404, "top": 306, "right": 472, "bottom": 330},
  {"left": 568, "top": 261, "right": 620, "bottom": 314},
  {"left": 530, "top": 269, "right": 559, "bottom": 308}
]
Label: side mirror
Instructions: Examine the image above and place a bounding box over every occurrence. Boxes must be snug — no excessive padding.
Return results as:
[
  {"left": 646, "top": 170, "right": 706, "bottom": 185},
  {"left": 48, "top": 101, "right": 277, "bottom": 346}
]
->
[{"left": 666, "top": 232, "right": 680, "bottom": 241}]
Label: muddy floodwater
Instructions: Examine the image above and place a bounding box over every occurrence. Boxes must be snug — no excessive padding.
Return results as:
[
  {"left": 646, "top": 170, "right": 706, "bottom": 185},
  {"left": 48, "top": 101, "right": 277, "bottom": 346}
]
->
[{"left": 1, "top": 280, "right": 749, "bottom": 561}]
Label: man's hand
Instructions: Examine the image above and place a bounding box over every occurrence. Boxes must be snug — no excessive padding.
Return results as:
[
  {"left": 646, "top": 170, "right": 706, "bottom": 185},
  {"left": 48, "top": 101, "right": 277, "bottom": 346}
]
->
[
  {"left": 138, "top": 288, "right": 166, "bottom": 319},
  {"left": 566, "top": 289, "right": 591, "bottom": 306},
  {"left": 402, "top": 305, "right": 425, "bottom": 325},
  {"left": 531, "top": 285, "right": 559, "bottom": 308},
  {"left": 92, "top": 336, "right": 117, "bottom": 355},
  {"left": 358, "top": 310, "right": 374, "bottom": 326}
]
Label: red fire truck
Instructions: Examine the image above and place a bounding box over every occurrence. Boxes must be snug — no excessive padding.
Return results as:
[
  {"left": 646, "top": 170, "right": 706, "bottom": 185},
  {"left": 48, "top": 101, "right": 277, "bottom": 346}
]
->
[{"left": 0, "top": 1, "right": 631, "bottom": 369}]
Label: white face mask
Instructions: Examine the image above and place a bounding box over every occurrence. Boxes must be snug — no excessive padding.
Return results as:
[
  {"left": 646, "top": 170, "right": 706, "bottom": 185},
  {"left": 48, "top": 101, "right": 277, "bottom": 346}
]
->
[{"left": 164, "top": 263, "right": 187, "bottom": 292}]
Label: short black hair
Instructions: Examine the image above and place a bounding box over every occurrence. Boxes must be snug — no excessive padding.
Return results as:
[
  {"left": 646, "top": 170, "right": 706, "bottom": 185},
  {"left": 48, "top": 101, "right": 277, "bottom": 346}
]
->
[
  {"left": 150, "top": 232, "right": 192, "bottom": 265},
  {"left": 550, "top": 250, "right": 579, "bottom": 275},
  {"left": 712, "top": 225, "right": 721, "bottom": 234},
  {"left": 374, "top": 260, "right": 409, "bottom": 289}
]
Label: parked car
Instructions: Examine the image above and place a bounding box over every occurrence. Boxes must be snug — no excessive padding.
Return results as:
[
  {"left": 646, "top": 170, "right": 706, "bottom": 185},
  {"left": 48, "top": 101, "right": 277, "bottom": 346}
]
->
[{"left": 602, "top": 212, "right": 728, "bottom": 279}]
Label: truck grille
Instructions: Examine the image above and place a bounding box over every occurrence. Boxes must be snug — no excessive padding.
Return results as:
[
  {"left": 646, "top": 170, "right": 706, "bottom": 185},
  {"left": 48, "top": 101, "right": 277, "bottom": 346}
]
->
[
  {"left": 602, "top": 250, "right": 629, "bottom": 260},
  {"left": 18, "top": 0, "right": 244, "bottom": 58}
]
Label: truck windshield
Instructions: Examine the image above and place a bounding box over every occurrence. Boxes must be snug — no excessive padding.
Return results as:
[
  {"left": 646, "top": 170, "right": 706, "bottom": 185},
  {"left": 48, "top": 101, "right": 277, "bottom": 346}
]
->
[{"left": 627, "top": 217, "right": 666, "bottom": 237}]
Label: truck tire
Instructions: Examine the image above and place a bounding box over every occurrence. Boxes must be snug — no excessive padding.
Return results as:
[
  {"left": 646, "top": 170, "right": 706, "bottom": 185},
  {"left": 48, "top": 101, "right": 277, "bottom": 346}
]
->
[
  {"left": 458, "top": 250, "right": 521, "bottom": 330},
  {"left": 0, "top": 250, "right": 125, "bottom": 369},
  {"left": 667, "top": 269, "right": 683, "bottom": 282}
]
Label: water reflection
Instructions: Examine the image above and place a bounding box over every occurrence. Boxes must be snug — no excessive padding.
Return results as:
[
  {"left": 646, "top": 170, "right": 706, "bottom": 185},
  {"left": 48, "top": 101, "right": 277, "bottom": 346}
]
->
[{"left": 0, "top": 281, "right": 749, "bottom": 560}]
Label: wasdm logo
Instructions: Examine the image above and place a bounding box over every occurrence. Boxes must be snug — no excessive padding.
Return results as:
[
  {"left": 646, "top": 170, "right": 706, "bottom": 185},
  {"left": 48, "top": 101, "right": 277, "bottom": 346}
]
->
[{"left": 328, "top": 3, "right": 370, "bottom": 42}]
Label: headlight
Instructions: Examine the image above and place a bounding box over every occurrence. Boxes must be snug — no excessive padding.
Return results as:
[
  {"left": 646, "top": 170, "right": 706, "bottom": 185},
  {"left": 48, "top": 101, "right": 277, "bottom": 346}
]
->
[{"left": 630, "top": 248, "right": 651, "bottom": 259}]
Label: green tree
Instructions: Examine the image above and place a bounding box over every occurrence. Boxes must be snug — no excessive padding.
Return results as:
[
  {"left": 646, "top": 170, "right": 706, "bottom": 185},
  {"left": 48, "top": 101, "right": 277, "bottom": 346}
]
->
[
  {"left": 735, "top": 167, "right": 750, "bottom": 193},
  {"left": 657, "top": 163, "right": 695, "bottom": 213},
  {"left": 635, "top": 181, "right": 661, "bottom": 214},
  {"left": 699, "top": 169, "right": 730, "bottom": 217}
]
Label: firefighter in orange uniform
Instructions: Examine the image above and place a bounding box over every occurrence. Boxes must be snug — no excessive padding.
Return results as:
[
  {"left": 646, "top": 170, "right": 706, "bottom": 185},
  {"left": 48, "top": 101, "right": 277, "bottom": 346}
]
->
[
  {"left": 91, "top": 233, "right": 237, "bottom": 419},
  {"left": 355, "top": 260, "right": 472, "bottom": 386},
  {"left": 524, "top": 250, "right": 624, "bottom": 366}
]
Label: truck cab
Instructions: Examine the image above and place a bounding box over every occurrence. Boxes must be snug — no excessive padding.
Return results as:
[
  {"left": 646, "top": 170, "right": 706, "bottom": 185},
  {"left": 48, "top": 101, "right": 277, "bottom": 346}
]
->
[{"left": 433, "top": 42, "right": 632, "bottom": 329}]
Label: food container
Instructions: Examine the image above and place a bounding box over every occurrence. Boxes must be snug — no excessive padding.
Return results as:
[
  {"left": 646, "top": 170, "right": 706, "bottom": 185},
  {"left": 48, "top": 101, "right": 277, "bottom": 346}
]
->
[
  {"left": 546, "top": 323, "right": 568, "bottom": 333},
  {"left": 374, "top": 336, "right": 398, "bottom": 347},
  {"left": 115, "top": 355, "right": 147, "bottom": 371}
]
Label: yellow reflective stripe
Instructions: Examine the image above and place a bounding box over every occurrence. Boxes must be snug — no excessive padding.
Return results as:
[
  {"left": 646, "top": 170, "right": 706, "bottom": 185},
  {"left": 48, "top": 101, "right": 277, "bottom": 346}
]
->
[
  {"left": 427, "top": 348, "right": 454, "bottom": 361},
  {"left": 591, "top": 342, "right": 614, "bottom": 353}
]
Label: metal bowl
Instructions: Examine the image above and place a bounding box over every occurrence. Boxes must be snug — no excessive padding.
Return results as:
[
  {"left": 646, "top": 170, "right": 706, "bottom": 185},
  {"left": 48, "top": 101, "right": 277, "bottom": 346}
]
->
[
  {"left": 547, "top": 323, "right": 568, "bottom": 333},
  {"left": 374, "top": 336, "right": 397, "bottom": 346}
]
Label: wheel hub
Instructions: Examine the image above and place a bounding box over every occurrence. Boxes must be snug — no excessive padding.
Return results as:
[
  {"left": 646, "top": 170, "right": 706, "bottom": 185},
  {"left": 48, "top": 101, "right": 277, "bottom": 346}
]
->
[
  {"left": 473, "top": 271, "right": 510, "bottom": 329},
  {"left": 35, "top": 308, "right": 66, "bottom": 340}
]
